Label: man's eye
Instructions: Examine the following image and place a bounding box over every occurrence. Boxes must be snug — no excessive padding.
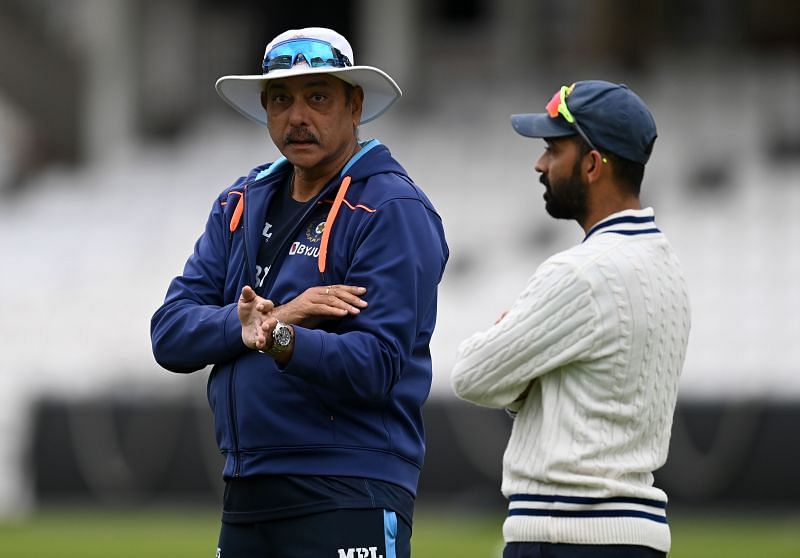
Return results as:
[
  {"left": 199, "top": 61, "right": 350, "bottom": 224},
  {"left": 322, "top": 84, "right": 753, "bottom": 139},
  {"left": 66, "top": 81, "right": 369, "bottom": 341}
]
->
[
  {"left": 311, "top": 94, "right": 326, "bottom": 102},
  {"left": 268, "top": 93, "right": 289, "bottom": 105}
]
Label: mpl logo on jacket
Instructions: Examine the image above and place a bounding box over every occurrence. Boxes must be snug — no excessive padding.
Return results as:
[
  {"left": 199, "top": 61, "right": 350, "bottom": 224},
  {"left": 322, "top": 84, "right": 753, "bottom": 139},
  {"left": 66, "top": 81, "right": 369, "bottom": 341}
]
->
[{"left": 337, "top": 548, "right": 383, "bottom": 558}]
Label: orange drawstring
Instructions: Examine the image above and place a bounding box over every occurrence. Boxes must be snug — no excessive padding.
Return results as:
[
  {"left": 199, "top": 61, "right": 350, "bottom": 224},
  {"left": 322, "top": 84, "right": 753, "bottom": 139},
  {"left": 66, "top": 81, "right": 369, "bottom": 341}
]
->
[
  {"left": 318, "top": 176, "right": 352, "bottom": 274},
  {"left": 229, "top": 191, "right": 244, "bottom": 233},
  {"left": 227, "top": 176, "right": 350, "bottom": 271}
]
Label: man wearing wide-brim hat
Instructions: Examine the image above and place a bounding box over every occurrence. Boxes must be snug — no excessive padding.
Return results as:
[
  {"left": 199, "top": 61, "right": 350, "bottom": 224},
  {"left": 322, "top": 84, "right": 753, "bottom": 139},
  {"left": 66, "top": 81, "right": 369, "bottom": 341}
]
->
[{"left": 152, "top": 27, "right": 449, "bottom": 557}]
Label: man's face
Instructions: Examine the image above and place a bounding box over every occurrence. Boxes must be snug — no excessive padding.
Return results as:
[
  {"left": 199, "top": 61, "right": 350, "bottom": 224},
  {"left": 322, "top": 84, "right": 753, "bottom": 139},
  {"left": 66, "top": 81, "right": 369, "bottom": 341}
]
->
[
  {"left": 262, "top": 74, "right": 363, "bottom": 173},
  {"left": 534, "top": 136, "right": 588, "bottom": 223}
]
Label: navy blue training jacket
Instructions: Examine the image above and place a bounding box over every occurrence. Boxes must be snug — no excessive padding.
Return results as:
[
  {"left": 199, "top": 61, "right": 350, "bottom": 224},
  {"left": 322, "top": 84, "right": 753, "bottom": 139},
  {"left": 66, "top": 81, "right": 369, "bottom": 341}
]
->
[{"left": 151, "top": 141, "right": 449, "bottom": 495}]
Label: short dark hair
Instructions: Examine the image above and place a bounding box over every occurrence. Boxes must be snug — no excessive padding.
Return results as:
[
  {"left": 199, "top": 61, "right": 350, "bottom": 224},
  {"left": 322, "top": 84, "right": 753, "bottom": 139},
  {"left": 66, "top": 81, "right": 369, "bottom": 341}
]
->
[
  {"left": 607, "top": 152, "right": 644, "bottom": 196},
  {"left": 573, "top": 136, "right": 644, "bottom": 196},
  {"left": 342, "top": 81, "right": 356, "bottom": 103},
  {"left": 342, "top": 82, "right": 361, "bottom": 140}
]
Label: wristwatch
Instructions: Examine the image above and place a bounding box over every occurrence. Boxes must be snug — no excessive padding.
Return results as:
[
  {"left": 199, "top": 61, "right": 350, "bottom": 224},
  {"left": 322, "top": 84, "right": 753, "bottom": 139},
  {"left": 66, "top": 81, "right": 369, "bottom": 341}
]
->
[{"left": 266, "top": 321, "right": 293, "bottom": 356}]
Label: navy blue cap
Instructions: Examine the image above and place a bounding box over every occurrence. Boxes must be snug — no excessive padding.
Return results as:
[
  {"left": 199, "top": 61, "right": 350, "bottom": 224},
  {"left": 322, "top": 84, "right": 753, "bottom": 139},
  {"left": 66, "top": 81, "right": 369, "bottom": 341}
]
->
[{"left": 511, "top": 80, "right": 657, "bottom": 164}]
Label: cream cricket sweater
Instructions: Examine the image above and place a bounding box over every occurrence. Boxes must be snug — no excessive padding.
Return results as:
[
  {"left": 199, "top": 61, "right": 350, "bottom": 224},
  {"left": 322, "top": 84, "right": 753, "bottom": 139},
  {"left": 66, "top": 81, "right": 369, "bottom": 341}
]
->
[{"left": 452, "top": 208, "right": 691, "bottom": 553}]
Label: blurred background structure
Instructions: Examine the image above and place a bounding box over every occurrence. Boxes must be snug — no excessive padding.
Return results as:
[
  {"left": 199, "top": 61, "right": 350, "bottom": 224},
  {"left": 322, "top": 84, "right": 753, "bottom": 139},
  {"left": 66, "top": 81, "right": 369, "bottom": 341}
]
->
[{"left": 1, "top": 0, "right": 800, "bottom": 521}]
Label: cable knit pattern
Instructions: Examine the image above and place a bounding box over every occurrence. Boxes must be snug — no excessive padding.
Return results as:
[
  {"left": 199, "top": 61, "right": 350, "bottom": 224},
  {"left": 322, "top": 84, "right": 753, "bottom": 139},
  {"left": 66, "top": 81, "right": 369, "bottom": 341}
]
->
[{"left": 452, "top": 208, "right": 691, "bottom": 553}]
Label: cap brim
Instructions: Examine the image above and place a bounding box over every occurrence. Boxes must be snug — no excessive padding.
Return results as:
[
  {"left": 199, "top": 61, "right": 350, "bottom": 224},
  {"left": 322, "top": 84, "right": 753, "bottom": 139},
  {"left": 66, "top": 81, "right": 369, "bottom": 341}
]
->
[
  {"left": 511, "top": 113, "right": 574, "bottom": 139},
  {"left": 215, "top": 65, "right": 401, "bottom": 126}
]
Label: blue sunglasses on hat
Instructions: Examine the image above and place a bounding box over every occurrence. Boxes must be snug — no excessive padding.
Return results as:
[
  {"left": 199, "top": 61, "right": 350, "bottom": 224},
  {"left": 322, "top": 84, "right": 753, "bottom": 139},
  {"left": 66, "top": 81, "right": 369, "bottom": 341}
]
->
[{"left": 262, "top": 38, "right": 352, "bottom": 74}]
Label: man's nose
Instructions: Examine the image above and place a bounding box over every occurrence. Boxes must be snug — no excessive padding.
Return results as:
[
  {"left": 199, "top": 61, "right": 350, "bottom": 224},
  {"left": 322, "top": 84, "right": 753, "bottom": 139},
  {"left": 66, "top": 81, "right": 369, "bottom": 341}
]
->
[
  {"left": 534, "top": 153, "right": 547, "bottom": 174},
  {"left": 287, "top": 99, "right": 310, "bottom": 126}
]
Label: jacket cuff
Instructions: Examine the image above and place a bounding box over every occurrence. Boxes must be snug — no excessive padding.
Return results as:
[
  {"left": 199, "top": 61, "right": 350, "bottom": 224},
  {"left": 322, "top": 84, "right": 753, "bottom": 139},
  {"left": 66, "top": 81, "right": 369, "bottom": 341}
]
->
[
  {"left": 277, "top": 326, "right": 323, "bottom": 377},
  {"left": 223, "top": 303, "right": 247, "bottom": 353}
]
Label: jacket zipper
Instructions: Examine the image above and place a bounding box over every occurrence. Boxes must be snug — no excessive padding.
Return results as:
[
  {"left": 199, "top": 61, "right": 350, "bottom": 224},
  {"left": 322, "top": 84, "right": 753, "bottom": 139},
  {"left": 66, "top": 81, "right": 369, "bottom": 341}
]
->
[
  {"left": 228, "top": 182, "right": 258, "bottom": 478},
  {"left": 228, "top": 175, "right": 283, "bottom": 477},
  {"left": 231, "top": 185, "right": 254, "bottom": 477}
]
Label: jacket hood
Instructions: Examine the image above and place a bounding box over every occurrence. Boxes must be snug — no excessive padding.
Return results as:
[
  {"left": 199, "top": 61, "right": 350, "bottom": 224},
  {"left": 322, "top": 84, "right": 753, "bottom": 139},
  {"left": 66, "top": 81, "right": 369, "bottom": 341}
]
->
[
  {"left": 232, "top": 140, "right": 421, "bottom": 278},
  {"left": 342, "top": 140, "right": 408, "bottom": 183}
]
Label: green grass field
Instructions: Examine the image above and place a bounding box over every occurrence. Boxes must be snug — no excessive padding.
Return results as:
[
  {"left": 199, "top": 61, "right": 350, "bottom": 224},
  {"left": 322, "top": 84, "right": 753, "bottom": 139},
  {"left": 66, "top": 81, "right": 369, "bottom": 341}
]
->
[{"left": 1, "top": 508, "right": 798, "bottom": 557}]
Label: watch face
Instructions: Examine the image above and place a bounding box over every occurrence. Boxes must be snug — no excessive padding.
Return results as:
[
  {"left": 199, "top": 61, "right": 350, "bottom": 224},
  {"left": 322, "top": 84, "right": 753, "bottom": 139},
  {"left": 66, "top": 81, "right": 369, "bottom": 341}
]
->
[{"left": 273, "top": 323, "right": 292, "bottom": 348}]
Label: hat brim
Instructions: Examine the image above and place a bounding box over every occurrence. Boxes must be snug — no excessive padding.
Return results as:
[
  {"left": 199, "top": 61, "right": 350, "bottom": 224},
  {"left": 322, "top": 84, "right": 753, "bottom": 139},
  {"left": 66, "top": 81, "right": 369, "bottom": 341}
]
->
[
  {"left": 511, "top": 113, "right": 575, "bottom": 139},
  {"left": 215, "top": 65, "right": 401, "bottom": 125}
]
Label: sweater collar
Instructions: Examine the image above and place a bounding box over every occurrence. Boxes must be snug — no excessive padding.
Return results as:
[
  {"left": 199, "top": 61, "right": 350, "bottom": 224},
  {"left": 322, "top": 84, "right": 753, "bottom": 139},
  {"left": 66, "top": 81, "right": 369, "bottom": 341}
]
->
[{"left": 583, "top": 207, "right": 660, "bottom": 242}]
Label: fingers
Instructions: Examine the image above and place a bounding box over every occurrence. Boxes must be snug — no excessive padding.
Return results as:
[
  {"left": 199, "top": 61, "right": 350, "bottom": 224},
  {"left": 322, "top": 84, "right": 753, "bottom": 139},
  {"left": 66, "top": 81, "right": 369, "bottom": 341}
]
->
[
  {"left": 242, "top": 318, "right": 262, "bottom": 350},
  {"left": 240, "top": 285, "right": 256, "bottom": 303},
  {"left": 258, "top": 316, "right": 279, "bottom": 343},
  {"left": 252, "top": 315, "right": 275, "bottom": 350},
  {"left": 244, "top": 319, "right": 269, "bottom": 351},
  {"left": 265, "top": 285, "right": 368, "bottom": 329},
  {"left": 254, "top": 326, "right": 268, "bottom": 350},
  {"left": 260, "top": 316, "right": 277, "bottom": 331},
  {"left": 240, "top": 286, "right": 274, "bottom": 315},
  {"left": 256, "top": 299, "right": 275, "bottom": 313},
  {"left": 321, "top": 285, "right": 368, "bottom": 314},
  {"left": 239, "top": 285, "right": 276, "bottom": 349}
]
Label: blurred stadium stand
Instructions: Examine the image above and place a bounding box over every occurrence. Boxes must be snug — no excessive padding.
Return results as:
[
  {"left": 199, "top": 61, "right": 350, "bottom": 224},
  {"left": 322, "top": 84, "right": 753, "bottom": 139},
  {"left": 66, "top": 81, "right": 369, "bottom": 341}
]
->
[
  {"left": 1, "top": 0, "right": 800, "bottom": 517},
  {"left": 30, "top": 396, "right": 800, "bottom": 513}
]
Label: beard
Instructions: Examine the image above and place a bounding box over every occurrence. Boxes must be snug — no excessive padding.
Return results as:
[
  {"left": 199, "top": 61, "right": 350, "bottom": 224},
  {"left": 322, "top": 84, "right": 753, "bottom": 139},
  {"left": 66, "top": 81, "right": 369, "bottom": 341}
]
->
[{"left": 540, "top": 160, "right": 588, "bottom": 223}]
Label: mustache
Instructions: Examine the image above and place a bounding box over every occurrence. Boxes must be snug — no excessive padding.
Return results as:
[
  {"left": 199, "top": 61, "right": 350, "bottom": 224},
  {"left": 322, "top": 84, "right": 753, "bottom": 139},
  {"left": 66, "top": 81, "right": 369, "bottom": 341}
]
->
[
  {"left": 285, "top": 128, "right": 319, "bottom": 144},
  {"left": 539, "top": 174, "right": 549, "bottom": 188}
]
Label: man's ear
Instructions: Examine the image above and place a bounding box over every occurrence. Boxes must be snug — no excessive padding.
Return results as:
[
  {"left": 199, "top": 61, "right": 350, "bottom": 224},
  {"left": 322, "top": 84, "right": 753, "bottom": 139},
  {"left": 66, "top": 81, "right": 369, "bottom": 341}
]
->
[
  {"left": 260, "top": 90, "right": 269, "bottom": 111},
  {"left": 585, "top": 150, "right": 607, "bottom": 183}
]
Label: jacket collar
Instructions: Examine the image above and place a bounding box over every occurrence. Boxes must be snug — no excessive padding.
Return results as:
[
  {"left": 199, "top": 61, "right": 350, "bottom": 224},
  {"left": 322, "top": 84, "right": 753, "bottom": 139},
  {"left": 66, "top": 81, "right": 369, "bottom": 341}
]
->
[{"left": 252, "top": 138, "right": 382, "bottom": 183}]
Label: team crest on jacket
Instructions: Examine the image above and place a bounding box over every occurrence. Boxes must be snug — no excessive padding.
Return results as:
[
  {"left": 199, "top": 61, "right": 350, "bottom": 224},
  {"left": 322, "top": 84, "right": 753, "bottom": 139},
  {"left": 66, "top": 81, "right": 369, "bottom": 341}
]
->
[{"left": 306, "top": 220, "right": 325, "bottom": 243}]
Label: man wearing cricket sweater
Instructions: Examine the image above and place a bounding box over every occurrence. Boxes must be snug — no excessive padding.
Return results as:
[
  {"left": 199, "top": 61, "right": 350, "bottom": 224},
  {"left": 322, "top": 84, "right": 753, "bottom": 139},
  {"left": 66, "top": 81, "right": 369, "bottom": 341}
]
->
[{"left": 452, "top": 81, "right": 691, "bottom": 558}]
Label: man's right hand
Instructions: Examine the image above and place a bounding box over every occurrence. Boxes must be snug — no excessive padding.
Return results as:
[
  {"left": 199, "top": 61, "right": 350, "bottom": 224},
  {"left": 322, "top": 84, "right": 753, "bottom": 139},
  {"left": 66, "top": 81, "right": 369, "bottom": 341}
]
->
[{"left": 238, "top": 285, "right": 275, "bottom": 350}]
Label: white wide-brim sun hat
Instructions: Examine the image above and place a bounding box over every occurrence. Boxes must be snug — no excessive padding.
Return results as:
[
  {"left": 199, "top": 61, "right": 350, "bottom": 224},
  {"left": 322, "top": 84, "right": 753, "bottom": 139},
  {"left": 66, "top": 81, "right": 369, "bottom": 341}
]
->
[{"left": 215, "top": 27, "right": 402, "bottom": 125}]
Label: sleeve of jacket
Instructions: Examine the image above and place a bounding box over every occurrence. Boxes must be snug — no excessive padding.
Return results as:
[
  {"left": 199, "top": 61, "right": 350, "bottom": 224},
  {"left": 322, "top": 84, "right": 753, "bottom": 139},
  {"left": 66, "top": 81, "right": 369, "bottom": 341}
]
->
[
  {"left": 450, "top": 259, "right": 602, "bottom": 409},
  {"left": 279, "top": 195, "right": 448, "bottom": 401},
  {"left": 150, "top": 192, "right": 247, "bottom": 373}
]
